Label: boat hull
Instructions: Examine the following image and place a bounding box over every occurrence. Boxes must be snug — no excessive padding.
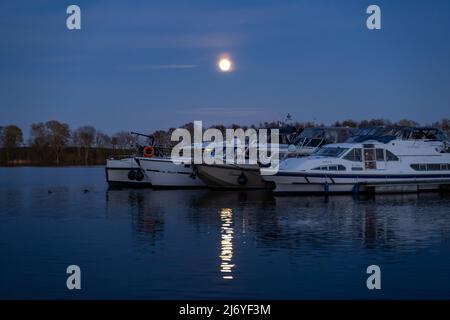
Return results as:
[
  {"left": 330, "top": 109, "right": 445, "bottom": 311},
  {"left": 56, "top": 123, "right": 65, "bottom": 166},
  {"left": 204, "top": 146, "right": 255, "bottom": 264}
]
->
[
  {"left": 138, "top": 157, "right": 206, "bottom": 188},
  {"left": 195, "top": 163, "right": 274, "bottom": 189},
  {"left": 264, "top": 172, "right": 450, "bottom": 194},
  {"left": 106, "top": 158, "right": 152, "bottom": 187}
]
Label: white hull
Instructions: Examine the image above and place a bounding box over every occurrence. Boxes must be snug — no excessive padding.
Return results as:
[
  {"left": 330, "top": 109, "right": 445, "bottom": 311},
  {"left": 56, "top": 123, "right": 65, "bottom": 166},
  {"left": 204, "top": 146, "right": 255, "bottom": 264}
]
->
[
  {"left": 195, "top": 163, "right": 273, "bottom": 189},
  {"left": 106, "top": 158, "right": 151, "bottom": 187},
  {"left": 264, "top": 173, "right": 450, "bottom": 194},
  {"left": 265, "top": 139, "right": 450, "bottom": 194},
  {"left": 138, "top": 157, "right": 206, "bottom": 187}
]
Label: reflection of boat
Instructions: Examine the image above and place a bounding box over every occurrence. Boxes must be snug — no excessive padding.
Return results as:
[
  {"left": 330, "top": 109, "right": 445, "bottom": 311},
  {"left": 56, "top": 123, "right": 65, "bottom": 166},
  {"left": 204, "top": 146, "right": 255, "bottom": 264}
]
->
[
  {"left": 195, "top": 127, "right": 354, "bottom": 189},
  {"left": 192, "top": 189, "right": 275, "bottom": 208},
  {"left": 264, "top": 138, "right": 450, "bottom": 194}
]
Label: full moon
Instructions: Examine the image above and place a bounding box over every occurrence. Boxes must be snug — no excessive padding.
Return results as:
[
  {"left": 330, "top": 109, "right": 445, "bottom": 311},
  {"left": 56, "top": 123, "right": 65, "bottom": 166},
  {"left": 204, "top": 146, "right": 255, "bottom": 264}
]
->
[{"left": 218, "top": 58, "right": 232, "bottom": 72}]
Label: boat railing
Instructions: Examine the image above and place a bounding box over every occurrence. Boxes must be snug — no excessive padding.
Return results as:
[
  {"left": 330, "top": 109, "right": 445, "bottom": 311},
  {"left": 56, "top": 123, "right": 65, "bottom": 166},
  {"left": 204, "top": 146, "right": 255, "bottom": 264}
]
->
[
  {"left": 108, "top": 154, "right": 138, "bottom": 160},
  {"left": 441, "top": 141, "right": 450, "bottom": 153},
  {"left": 108, "top": 145, "right": 174, "bottom": 160}
]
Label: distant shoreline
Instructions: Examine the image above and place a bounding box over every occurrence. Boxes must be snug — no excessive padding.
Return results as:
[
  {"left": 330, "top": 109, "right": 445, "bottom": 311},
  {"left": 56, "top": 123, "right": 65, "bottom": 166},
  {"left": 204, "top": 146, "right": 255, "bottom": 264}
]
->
[
  {"left": 0, "top": 164, "right": 105, "bottom": 168},
  {"left": 2, "top": 118, "right": 449, "bottom": 167},
  {"left": 0, "top": 147, "right": 132, "bottom": 167}
]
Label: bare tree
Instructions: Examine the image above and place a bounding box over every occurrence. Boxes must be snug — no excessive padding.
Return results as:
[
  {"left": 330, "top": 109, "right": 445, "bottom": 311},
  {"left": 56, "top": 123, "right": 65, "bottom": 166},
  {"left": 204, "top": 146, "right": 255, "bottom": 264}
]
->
[
  {"left": 369, "top": 119, "right": 391, "bottom": 127},
  {"left": 359, "top": 119, "right": 390, "bottom": 128},
  {"left": 432, "top": 118, "right": 450, "bottom": 134},
  {"left": 71, "top": 130, "right": 83, "bottom": 161},
  {"left": 152, "top": 130, "right": 170, "bottom": 147},
  {"left": 441, "top": 118, "right": 450, "bottom": 132},
  {"left": 209, "top": 124, "right": 226, "bottom": 136},
  {"left": 95, "top": 132, "right": 111, "bottom": 148},
  {"left": 0, "top": 125, "right": 23, "bottom": 162},
  {"left": 180, "top": 122, "right": 195, "bottom": 137},
  {"left": 342, "top": 119, "right": 359, "bottom": 128},
  {"left": 112, "top": 131, "right": 137, "bottom": 150},
  {"left": 75, "top": 126, "right": 96, "bottom": 165},
  {"left": 46, "top": 120, "right": 70, "bottom": 166},
  {"left": 359, "top": 120, "right": 370, "bottom": 128},
  {"left": 111, "top": 136, "right": 118, "bottom": 150},
  {"left": 29, "top": 122, "right": 48, "bottom": 147},
  {"left": 29, "top": 122, "right": 49, "bottom": 162},
  {"left": 396, "top": 119, "right": 419, "bottom": 127}
]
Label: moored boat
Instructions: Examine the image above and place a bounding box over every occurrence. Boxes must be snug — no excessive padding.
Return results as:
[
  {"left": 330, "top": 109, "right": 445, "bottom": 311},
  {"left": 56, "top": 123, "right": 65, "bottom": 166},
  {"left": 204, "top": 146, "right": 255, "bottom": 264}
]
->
[
  {"left": 195, "top": 163, "right": 274, "bottom": 189},
  {"left": 138, "top": 156, "right": 206, "bottom": 188},
  {"left": 195, "top": 127, "right": 355, "bottom": 189},
  {"left": 263, "top": 136, "right": 450, "bottom": 194},
  {"left": 106, "top": 156, "right": 151, "bottom": 188},
  {"left": 106, "top": 132, "right": 208, "bottom": 188}
]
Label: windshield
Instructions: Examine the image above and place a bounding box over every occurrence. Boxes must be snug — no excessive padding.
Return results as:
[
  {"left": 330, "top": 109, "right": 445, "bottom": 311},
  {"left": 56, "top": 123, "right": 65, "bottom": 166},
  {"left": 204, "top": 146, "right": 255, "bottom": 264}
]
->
[
  {"left": 313, "top": 147, "right": 349, "bottom": 158},
  {"left": 292, "top": 128, "right": 354, "bottom": 146},
  {"left": 291, "top": 128, "right": 322, "bottom": 143}
]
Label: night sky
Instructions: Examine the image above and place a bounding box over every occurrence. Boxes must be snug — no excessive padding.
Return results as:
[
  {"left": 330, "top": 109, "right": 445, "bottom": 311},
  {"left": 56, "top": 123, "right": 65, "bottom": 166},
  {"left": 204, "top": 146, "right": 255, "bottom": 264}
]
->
[{"left": 1, "top": 0, "right": 450, "bottom": 136}]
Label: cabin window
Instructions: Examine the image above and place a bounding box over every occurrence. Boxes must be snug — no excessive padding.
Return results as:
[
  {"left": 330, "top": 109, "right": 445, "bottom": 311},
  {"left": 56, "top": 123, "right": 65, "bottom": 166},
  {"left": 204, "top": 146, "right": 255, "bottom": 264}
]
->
[
  {"left": 309, "top": 138, "right": 324, "bottom": 147},
  {"left": 314, "top": 147, "right": 349, "bottom": 158},
  {"left": 376, "top": 149, "right": 385, "bottom": 161},
  {"left": 427, "top": 164, "right": 441, "bottom": 171},
  {"left": 364, "top": 149, "right": 376, "bottom": 161},
  {"left": 343, "top": 148, "right": 362, "bottom": 162},
  {"left": 312, "top": 165, "right": 346, "bottom": 171},
  {"left": 386, "top": 150, "right": 399, "bottom": 161},
  {"left": 410, "top": 163, "right": 450, "bottom": 171}
]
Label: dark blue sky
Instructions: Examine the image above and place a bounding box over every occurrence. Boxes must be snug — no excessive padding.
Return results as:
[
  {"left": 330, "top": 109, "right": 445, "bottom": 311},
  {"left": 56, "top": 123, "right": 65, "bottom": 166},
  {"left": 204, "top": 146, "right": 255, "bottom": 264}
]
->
[{"left": 1, "top": 0, "right": 449, "bottom": 135}]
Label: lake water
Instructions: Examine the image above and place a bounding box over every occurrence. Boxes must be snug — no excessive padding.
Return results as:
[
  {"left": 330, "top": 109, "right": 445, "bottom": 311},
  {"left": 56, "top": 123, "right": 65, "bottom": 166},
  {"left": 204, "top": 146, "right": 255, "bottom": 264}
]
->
[{"left": 1, "top": 167, "right": 450, "bottom": 299}]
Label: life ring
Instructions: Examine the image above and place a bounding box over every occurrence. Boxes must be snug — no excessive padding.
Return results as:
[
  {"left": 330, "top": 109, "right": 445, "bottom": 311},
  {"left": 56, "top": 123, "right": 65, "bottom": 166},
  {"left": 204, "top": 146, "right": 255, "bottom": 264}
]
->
[{"left": 143, "top": 146, "right": 154, "bottom": 158}]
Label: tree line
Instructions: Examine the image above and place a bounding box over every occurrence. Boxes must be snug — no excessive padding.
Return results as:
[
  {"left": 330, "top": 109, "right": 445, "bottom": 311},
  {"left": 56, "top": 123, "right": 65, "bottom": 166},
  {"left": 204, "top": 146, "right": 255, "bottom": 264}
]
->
[
  {"left": 1, "top": 118, "right": 449, "bottom": 166},
  {"left": 0, "top": 120, "right": 137, "bottom": 166},
  {"left": 149, "top": 118, "right": 450, "bottom": 146}
]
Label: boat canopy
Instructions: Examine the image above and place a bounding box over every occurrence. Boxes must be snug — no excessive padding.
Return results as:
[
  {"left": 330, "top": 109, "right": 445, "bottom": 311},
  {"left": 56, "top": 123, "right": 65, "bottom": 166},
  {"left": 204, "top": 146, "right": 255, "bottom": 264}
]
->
[
  {"left": 348, "top": 126, "right": 448, "bottom": 142},
  {"left": 351, "top": 135, "right": 397, "bottom": 144},
  {"left": 290, "top": 127, "right": 355, "bottom": 148}
]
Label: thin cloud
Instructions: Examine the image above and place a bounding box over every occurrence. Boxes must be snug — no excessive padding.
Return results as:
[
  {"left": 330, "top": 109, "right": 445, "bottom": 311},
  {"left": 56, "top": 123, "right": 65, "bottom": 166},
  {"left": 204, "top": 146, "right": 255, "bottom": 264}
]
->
[
  {"left": 127, "top": 64, "right": 199, "bottom": 70},
  {"left": 183, "top": 107, "right": 269, "bottom": 117}
]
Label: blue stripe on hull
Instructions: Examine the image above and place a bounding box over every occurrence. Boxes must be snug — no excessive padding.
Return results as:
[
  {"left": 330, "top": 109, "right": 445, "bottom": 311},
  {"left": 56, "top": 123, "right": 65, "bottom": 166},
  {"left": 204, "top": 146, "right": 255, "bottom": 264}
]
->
[{"left": 275, "top": 172, "right": 450, "bottom": 179}]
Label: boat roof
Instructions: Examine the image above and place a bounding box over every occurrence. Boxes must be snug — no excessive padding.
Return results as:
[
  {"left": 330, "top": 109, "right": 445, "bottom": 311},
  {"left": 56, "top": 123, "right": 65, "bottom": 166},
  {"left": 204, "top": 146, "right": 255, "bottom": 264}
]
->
[
  {"left": 320, "top": 138, "right": 444, "bottom": 149},
  {"left": 348, "top": 126, "right": 448, "bottom": 142},
  {"left": 296, "top": 126, "right": 356, "bottom": 139}
]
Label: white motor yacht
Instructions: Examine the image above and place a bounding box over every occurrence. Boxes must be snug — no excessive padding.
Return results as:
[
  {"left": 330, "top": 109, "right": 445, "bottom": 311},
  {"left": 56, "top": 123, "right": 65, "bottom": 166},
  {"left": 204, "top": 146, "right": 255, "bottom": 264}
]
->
[
  {"left": 195, "top": 127, "right": 355, "bottom": 189},
  {"left": 263, "top": 137, "right": 450, "bottom": 194},
  {"left": 105, "top": 132, "right": 206, "bottom": 188}
]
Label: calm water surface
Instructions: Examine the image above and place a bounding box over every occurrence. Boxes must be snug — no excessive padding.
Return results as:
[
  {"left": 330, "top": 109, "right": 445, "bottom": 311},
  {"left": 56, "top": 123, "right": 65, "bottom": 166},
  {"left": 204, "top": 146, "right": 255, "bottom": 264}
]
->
[{"left": 1, "top": 167, "right": 450, "bottom": 299}]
